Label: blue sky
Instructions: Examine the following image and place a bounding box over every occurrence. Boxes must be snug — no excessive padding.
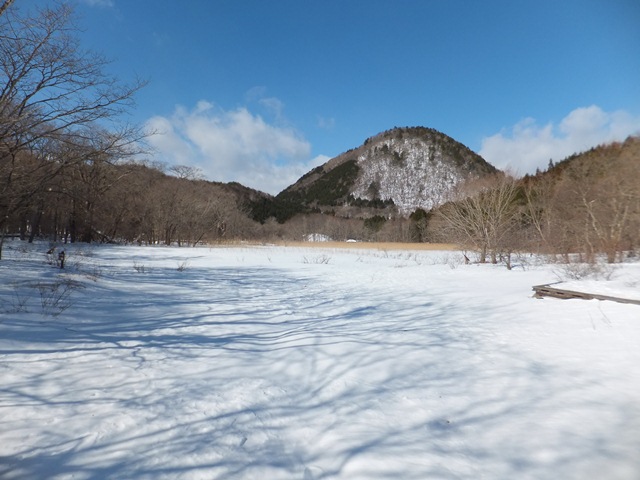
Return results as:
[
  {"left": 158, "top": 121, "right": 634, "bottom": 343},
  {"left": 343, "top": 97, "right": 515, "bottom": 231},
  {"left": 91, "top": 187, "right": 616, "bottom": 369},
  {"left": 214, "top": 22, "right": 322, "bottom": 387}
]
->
[{"left": 17, "top": 0, "right": 640, "bottom": 193}]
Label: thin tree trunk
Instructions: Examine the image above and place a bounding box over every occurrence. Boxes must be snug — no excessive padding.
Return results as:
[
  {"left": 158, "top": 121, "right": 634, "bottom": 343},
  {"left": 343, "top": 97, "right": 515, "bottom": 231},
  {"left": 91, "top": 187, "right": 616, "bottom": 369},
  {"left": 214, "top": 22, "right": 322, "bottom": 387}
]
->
[{"left": 0, "top": 0, "right": 15, "bottom": 17}]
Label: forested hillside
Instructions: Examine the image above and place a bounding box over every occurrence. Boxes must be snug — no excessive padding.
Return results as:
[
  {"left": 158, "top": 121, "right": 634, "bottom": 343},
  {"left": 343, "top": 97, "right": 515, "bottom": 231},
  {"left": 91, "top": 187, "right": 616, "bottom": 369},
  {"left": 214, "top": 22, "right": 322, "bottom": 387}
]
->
[
  {"left": 430, "top": 136, "right": 640, "bottom": 265},
  {"left": 262, "top": 127, "right": 497, "bottom": 223},
  {"left": 1, "top": 2, "right": 638, "bottom": 266}
]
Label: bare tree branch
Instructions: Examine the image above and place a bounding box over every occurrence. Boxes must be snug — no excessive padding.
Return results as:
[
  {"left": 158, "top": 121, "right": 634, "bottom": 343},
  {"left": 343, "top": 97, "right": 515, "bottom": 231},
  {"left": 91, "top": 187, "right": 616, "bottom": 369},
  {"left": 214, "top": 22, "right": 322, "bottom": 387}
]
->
[
  {"left": 0, "top": 0, "right": 15, "bottom": 17},
  {"left": 0, "top": 3, "right": 147, "bottom": 255}
]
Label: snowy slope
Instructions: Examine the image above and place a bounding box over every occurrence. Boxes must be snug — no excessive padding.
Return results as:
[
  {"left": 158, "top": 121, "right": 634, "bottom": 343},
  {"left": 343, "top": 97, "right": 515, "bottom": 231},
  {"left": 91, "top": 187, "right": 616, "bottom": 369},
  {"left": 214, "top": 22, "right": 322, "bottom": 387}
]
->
[
  {"left": 279, "top": 127, "right": 496, "bottom": 217},
  {"left": 1, "top": 242, "right": 639, "bottom": 480},
  {"left": 352, "top": 136, "right": 466, "bottom": 214}
]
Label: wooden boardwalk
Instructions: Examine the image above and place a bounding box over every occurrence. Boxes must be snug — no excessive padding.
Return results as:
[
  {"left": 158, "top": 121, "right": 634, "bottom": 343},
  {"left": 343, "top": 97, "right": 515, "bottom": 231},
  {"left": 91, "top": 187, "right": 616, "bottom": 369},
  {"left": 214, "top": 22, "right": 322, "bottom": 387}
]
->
[{"left": 532, "top": 283, "right": 640, "bottom": 306}]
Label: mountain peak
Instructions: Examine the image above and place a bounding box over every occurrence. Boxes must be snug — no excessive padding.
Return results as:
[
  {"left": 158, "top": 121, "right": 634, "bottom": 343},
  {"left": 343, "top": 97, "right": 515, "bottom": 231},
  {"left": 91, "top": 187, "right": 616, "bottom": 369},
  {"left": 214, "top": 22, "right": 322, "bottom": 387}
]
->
[{"left": 276, "top": 126, "right": 497, "bottom": 219}]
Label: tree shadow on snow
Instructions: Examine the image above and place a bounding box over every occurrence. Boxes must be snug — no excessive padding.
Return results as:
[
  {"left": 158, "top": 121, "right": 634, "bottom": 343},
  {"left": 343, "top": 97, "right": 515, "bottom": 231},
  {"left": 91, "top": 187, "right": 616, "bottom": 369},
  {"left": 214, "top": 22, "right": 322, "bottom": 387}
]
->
[{"left": 1, "top": 261, "right": 637, "bottom": 479}]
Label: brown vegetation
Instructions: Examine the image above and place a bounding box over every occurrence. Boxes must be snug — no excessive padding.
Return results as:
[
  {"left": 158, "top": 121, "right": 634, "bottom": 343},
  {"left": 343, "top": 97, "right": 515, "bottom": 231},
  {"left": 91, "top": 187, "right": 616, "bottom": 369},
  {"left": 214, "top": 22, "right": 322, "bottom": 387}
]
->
[
  {"left": 433, "top": 137, "right": 640, "bottom": 265},
  {"left": 1, "top": 4, "right": 637, "bottom": 265},
  {"left": 266, "top": 241, "right": 457, "bottom": 251},
  {"left": 0, "top": 3, "right": 145, "bottom": 257}
]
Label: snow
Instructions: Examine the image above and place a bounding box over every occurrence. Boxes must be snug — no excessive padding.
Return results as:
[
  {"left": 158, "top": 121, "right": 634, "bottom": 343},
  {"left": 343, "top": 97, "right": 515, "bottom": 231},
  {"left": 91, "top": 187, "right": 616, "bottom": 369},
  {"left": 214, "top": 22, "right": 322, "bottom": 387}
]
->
[
  {"left": 1, "top": 242, "right": 640, "bottom": 479},
  {"left": 351, "top": 137, "right": 465, "bottom": 214},
  {"left": 305, "top": 234, "right": 332, "bottom": 242}
]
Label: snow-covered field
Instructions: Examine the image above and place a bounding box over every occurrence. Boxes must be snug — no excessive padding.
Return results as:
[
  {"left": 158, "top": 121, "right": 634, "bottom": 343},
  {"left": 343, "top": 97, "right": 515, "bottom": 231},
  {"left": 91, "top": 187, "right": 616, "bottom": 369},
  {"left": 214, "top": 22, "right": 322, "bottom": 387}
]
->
[{"left": 1, "top": 242, "right": 639, "bottom": 480}]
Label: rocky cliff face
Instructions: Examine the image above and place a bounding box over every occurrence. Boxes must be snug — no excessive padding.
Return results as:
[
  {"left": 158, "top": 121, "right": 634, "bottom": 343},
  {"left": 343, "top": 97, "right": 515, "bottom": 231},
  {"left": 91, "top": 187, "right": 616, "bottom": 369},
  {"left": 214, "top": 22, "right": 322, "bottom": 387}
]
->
[
  {"left": 277, "top": 126, "right": 498, "bottom": 217},
  {"left": 350, "top": 127, "right": 497, "bottom": 214}
]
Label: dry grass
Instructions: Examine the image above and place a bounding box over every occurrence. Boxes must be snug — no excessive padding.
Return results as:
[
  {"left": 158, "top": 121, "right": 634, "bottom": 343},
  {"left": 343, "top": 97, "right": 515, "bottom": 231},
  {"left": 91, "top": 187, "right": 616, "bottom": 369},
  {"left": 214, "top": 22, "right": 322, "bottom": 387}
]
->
[{"left": 214, "top": 240, "right": 457, "bottom": 251}]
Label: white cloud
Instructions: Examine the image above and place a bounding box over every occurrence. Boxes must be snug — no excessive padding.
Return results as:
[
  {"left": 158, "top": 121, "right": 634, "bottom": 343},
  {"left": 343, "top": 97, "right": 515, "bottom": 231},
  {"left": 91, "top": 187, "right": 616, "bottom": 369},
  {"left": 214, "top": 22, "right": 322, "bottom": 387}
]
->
[
  {"left": 77, "top": 0, "right": 114, "bottom": 7},
  {"left": 145, "top": 102, "right": 322, "bottom": 194},
  {"left": 145, "top": 116, "right": 193, "bottom": 165},
  {"left": 479, "top": 106, "right": 640, "bottom": 174}
]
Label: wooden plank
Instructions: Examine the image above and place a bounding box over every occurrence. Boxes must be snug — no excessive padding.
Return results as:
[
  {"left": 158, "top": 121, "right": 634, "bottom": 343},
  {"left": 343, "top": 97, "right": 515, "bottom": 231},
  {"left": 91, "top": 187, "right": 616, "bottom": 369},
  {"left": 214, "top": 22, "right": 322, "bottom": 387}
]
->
[{"left": 532, "top": 284, "right": 640, "bottom": 306}]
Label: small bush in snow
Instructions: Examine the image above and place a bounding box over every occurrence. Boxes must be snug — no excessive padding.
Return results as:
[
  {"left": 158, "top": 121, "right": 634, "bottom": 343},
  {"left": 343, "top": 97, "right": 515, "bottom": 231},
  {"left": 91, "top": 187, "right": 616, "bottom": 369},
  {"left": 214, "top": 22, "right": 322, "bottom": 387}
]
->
[
  {"left": 447, "top": 255, "right": 462, "bottom": 270},
  {"left": 37, "top": 279, "right": 84, "bottom": 316},
  {"left": 81, "top": 264, "right": 103, "bottom": 282},
  {"left": 62, "top": 250, "right": 103, "bottom": 281},
  {"left": 426, "top": 253, "right": 464, "bottom": 269},
  {"left": 554, "top": 261, "right": 616, "bottom": 281},
  {"left": 1, "top": 283, "right": 30, "bottom": 314},
  {"left": 1, "top": 279, "right": 84, "bottom": 316},
  {"left": 133, "top": 261, "right": 146, "bottom": 273},
  {"left": 302, "top": 254, "right": 331, "bottom": 265}
]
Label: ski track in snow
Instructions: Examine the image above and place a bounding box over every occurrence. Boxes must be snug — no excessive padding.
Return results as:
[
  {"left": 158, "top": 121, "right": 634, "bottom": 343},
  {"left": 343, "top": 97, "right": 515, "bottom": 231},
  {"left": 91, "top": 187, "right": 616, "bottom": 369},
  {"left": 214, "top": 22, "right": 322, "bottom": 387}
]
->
[{"left": 1, "top": 243, "right": 639, "bottom": 479}]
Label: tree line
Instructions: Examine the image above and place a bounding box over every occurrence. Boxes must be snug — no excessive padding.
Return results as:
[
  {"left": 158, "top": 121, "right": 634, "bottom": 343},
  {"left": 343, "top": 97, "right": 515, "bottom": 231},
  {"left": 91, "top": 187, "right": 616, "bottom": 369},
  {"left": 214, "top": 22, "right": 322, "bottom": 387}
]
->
[
  {"left": 0, "top": 3, "right": 258, "bottom": 255},
  {"left": 0, "top": 2, "right": 144, "bottom": 257},
  {"left": 2, "top": 2, "right": 638, "bottom": 266},
  {"left": 431, "top": 137, "right": 640, "bottom": 266}
]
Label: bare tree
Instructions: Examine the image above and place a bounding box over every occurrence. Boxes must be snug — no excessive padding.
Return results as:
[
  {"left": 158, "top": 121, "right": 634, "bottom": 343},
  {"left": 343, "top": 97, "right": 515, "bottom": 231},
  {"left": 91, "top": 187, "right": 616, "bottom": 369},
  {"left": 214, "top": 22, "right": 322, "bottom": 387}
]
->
[
  {"left": 555, "top": 142, "right": 640, "bottom": 263},
  {"left": 522, "top": 175, "right": 557, "bottom": 254},
  {"left": 0, "top": 3, "right": 145, "bottom": 256},
  {"left": 436, "top": 174, "right": 520, "bottom": 265},
  {"left": 169, "top": 165, "right": 205, "bottom": 180}
]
